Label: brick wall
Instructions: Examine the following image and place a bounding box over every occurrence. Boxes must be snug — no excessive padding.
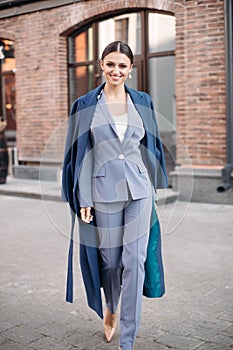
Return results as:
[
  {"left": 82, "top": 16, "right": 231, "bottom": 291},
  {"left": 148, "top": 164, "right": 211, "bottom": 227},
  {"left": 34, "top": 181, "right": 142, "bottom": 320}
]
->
[
  {"left": 176, "top": 0, "right": 226, "bottom": 167},
  {"left": 0, "top": 0, "right": 227, "bottom": 168}
]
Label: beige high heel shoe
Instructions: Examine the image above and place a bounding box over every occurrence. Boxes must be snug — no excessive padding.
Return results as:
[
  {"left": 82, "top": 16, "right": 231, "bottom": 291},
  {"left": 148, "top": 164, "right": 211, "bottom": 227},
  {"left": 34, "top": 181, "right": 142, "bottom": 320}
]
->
[{"left": 103, "top": 309, "right": 117, "bottom": 342}]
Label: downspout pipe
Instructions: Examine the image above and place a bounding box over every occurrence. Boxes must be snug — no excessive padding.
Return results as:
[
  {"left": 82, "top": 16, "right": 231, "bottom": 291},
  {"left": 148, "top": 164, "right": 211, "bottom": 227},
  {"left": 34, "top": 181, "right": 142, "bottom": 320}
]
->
[
  {"left": 217, "top": 0, "right": 233, "bottom": 193},
  {"left": 217, "top": 164, "right": 233, "bottom": 192}
]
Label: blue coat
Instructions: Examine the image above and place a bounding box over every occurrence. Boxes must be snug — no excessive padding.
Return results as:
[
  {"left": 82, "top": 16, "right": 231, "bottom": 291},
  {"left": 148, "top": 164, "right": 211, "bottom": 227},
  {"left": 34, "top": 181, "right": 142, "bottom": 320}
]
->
[{"left": 62, "top": 83, "right": 168, "bottom": 319}]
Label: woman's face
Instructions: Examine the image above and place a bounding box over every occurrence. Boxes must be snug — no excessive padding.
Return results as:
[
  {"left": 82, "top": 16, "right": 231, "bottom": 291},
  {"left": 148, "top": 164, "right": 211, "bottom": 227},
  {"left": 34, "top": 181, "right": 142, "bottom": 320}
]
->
[{"left": 101, "top": 51, "right": 133, "bottom": 87}]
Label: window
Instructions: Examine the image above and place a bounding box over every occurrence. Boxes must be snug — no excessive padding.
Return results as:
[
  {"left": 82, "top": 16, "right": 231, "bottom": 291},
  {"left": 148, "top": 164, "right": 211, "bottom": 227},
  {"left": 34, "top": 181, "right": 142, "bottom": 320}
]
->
[{"left": 115, "top": 18, "right": 129, "bottom": 42}]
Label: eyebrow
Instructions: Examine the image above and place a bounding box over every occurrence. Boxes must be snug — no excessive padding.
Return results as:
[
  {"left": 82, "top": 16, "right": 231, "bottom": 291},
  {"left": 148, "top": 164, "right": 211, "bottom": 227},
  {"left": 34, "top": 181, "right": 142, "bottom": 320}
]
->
[{"left": 106, "top": 60, "right": 127, "bottom": 64}]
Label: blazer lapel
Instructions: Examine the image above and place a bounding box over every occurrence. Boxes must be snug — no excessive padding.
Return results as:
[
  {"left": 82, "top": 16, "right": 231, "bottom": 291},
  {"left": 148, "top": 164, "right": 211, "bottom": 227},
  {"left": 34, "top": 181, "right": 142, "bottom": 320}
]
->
[
  {"left": 97, "top": 91, "right": 119, "bottom": 138},
  {"left": 122, "top": 100, "right": 133, "bottom": 146}
]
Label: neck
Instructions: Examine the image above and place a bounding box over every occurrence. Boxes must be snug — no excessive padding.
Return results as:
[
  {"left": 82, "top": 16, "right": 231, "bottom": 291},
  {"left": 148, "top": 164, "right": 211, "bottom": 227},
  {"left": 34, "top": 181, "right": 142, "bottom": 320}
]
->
[{"left": 104, "top": 83, "right": 126, "bottom": 99}]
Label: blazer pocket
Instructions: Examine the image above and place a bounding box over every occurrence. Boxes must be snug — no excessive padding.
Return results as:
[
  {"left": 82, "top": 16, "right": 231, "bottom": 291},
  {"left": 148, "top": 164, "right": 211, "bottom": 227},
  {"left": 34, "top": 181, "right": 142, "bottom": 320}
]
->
[
  {"left": 136, "top": 163, "right": 148, "bottom": 174},
  {"left": 92, "top": 166, "right": 106, "bottom": 178}
]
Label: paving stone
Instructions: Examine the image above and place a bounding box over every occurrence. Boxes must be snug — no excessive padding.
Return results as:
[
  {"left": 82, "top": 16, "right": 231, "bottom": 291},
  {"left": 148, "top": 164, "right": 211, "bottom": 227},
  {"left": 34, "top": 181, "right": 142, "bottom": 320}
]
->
[
  {"left": 138, "top": 321, "right": 165, "bottom": 339},
  {"left": 0, "top": 320, "right": 14, "bottom": 334},
  {"left": 65, "top": 327, "right": 115, "bottom": 350},
  {"left": 186, "top": 314, "right": 233, "bottom": 334},
  {"left": 0, "top": 336, "right": 6, "bottom": 345},
  {"left": 152, "top": 317, "right": 196, "bottom": 337},
  {"left": 156, "top": 332, "right": 205, "bottom": 350},
  {"left": 34, "top": 321, "right": 81, "bottom": 340},
  {"left": 219, "top": 310, "right": 233, "bottom": 323},
  {"left": 135, "top": 336, "right": 171, "bottom": 350},
  {"left": 1, "top": 325, "right": 42, "bottom": 347},
  {"left": 221, "top": 325, "right": 233, "bottom": 337},
  {"left": 29, "top": 335, "right": 74, "bottom": 350},
  {"left": 14, "top": 310, "right": 57, "bottom": 329},
  {"left": 0, "top": 338, "right": 33, "bottom": 350},
  {"left": 211, "top": 334, "right": 233, "bottom": 347},
  {"left": 189, "top": 328, "right": 233, "bottom": 347},
  {"left": 195, "top": 342, "right": 232, "bottom": 350}
]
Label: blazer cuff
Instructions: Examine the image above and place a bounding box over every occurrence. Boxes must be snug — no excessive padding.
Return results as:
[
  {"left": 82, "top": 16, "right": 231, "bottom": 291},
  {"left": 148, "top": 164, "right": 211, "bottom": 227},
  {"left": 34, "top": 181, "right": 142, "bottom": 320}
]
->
[{"left": 79, "top": 197, "right": 93, "bottom": 208}]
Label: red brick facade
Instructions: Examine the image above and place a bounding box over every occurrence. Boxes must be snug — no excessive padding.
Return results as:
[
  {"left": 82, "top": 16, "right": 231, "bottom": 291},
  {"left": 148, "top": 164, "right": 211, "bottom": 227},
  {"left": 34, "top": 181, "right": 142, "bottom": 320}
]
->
[
  {"left": 0, "top": 0, "right": 228, "bottom": 170},
  {"left": 176, "top": 0, "right": 226, "bottom": 167}
]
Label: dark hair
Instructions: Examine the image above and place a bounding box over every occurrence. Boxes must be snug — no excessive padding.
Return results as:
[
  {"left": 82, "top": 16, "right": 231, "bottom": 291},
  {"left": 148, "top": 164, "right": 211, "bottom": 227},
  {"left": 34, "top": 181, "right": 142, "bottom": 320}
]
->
[{"left": 101, "top": 41, "right": 134, "bottom": 64}]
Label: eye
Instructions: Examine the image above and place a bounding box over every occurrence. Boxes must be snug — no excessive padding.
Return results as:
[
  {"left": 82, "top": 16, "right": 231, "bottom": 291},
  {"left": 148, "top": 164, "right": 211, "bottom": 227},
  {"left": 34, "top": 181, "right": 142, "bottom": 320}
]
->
[
  {"left": 119, "top": 64, "right": 127, "bottom": 69},
  {"left": 106, "top": 63, "right": 114, "bottom": 67}
]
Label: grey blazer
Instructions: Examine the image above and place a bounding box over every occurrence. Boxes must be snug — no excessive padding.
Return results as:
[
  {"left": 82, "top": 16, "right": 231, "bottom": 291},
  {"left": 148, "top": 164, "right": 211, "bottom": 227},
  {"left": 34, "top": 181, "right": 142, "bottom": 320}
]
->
[{"left": 78, "top": 92, "right": 152, "bottom": 206}]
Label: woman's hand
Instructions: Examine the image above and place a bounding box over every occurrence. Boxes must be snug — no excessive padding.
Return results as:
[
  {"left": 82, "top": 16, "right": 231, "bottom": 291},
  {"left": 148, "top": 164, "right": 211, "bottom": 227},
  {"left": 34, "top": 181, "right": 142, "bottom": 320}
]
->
[{"left": 80, "top": 207, "right": 93, "bottom": 224}]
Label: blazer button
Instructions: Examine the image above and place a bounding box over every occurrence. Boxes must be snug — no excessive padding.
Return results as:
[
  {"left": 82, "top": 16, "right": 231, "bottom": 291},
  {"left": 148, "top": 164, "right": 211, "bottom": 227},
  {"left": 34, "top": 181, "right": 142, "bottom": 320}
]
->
[{"left": 118, "top": 154, "right": 125, "bottom": 160}]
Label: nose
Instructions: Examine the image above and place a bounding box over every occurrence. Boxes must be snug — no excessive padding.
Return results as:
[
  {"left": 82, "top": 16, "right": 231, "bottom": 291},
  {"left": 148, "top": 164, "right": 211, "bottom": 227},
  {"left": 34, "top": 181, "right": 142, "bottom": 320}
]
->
[{"left": 112, "top": 66, "right": 120, "bottom": 74}]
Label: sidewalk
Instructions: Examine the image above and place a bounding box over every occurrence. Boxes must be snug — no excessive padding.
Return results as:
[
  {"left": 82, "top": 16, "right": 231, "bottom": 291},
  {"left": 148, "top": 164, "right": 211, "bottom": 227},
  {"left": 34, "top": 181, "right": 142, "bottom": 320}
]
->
[
  {"left": 0, "top": 180, "right": 233, "bottom": 350},
  {"left": 0, "top": 176, "right": 61, "bottom": 202},
  {"left": 0, "top": 176, "right": 178, "bottom": 204}
]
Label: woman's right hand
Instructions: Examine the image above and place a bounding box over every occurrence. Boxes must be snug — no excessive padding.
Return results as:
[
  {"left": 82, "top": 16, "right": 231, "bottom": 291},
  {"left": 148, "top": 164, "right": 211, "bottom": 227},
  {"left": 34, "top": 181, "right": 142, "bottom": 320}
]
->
[{"left": 80, "top": 207, "right": 93, "bottom": 224}]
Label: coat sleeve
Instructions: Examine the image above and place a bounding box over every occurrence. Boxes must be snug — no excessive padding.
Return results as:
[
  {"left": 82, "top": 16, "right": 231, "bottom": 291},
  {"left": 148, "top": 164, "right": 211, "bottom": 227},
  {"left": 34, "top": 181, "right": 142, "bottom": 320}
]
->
[
  {"left": 76, "top": 137, "right": 94, "bottom": 208},
  {"left": 62, "top": 98, "right": 94, "bottom": 212},
  {"left": 61, "top": 99, "right": 79, "bottom": 213}
]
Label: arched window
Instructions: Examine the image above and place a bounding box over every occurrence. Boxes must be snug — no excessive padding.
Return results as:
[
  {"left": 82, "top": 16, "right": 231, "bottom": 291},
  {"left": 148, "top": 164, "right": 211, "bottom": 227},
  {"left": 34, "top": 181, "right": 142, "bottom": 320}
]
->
[{"left": 68, "top": 10, "right": 176, "bottom": 172}]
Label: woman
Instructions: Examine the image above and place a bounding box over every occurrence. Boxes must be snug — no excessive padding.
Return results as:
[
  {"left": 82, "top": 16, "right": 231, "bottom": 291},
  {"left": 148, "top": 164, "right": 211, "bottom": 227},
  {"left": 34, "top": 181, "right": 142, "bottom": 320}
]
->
[{"left": 62, "top": 41, "right": 168, "bottom": 350}]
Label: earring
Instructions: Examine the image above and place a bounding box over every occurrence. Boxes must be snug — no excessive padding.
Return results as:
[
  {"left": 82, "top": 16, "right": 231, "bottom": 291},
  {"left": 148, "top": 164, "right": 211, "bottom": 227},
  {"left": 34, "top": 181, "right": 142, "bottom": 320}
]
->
[
  {"left": 102, "top": 71, "right": 105, "bottom": 77},
  {"left": 128, "top": 73, "right": 132, "bottom": 79}
]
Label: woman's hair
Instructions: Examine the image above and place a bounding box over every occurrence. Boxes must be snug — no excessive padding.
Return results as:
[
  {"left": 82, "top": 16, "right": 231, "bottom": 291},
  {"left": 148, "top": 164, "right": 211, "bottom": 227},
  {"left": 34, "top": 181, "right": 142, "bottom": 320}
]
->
[{"left": 101, "top": 41, "right": 134, "bottom": 64}]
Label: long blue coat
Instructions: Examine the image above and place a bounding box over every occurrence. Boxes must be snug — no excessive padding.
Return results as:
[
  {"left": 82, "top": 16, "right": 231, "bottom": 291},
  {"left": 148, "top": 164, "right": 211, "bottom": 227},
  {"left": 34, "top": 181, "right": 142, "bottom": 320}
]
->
[{"left": 62, "top": 83, "right": 168, "bottom": 319}]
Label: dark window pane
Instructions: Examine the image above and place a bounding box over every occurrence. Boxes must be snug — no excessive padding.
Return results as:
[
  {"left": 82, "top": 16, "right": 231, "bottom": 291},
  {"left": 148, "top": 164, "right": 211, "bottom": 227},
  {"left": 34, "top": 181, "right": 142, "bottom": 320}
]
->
[
  {"left": 69, "top": 65, "right": 93, "bottom": 104},
  {"left": 69, "top": 28, "right": 93, "bottom": 63}
]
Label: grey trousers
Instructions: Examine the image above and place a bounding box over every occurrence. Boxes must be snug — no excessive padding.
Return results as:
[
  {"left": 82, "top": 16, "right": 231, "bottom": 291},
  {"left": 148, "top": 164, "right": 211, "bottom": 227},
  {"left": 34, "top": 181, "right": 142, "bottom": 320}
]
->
[{"left": 94, "top": 196, "right": 152, "bottom": 350}]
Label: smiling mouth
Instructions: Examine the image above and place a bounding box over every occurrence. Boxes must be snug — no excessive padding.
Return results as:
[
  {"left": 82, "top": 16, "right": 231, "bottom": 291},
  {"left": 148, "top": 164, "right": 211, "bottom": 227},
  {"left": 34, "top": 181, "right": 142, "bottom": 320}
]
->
[{"left": 110, "top": 75, "right": 122, "bottom": 79}]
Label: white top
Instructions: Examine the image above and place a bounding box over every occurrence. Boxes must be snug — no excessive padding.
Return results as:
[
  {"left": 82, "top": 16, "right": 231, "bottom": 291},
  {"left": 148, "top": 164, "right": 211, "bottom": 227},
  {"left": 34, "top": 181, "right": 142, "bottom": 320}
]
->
[{"left": 112, "top": 113, "right": 128, "bottom": 142}]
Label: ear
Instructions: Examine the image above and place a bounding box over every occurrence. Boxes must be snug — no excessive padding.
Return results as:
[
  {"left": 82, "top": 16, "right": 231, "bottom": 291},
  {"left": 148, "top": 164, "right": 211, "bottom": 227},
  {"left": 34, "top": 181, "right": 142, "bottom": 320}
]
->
[
  {"left": 100, "top": 59, "right": 104, "bottom": 71},
  {"left": 129, "top": 63, "right": 133, "bottom": 73}
]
